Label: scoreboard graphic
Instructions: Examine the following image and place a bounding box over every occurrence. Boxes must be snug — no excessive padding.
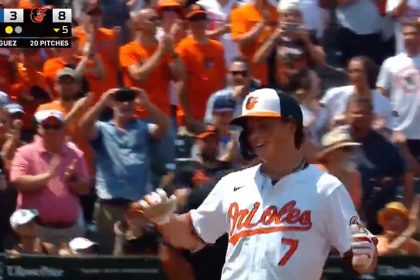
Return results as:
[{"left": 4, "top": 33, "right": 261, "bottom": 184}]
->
[{"left": 0, "top": 8, "right": 72, "bottom": 48}]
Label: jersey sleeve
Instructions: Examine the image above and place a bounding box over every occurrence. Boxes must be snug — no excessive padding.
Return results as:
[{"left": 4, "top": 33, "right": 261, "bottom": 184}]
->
[
  {"left": 190, "top": 176, "right": 228, "bottom": 244},
  {"left": 324, "top": 182, "right": 359, "bottom": 256}
]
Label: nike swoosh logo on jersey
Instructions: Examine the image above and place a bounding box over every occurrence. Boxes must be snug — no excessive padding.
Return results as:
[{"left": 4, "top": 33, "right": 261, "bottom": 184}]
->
[{"left": 233, "top": 185, "right": 245, "bottom": 191}]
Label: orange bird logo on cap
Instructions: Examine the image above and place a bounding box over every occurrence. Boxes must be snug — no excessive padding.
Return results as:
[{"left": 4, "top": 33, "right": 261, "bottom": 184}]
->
[{"left": 245, "top": 96, "right": 258, "bottom": 110}]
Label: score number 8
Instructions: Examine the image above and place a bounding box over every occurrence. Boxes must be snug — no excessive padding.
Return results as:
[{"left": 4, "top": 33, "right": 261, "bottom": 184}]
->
[{"left": 58, "top": 11, "right": 66, "bottom": 21}]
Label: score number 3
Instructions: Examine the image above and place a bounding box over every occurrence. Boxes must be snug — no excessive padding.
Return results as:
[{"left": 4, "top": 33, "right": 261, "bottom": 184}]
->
[{"left": 278, "top": 238, "right": 299, "bottom": 266}]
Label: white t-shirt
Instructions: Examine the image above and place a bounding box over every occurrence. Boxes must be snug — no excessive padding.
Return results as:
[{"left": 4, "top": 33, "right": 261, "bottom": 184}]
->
[
  {"left": 319, "top": 85, "right": 394, "bottom": 130},
  {"left": 376, "top": 53, "right": 420, "bottom": 139},
  {"left": 336, "top": 0, "right": 381, "bottom": 35},
  {"left": 190, "top": 164, "right": 359, "bottom": 280},
  {"left": 387, "top": 0, "right": 420, "bottom": 54},
  {"left": 198, "top": 0, "right": 242, "bottom": 65}
]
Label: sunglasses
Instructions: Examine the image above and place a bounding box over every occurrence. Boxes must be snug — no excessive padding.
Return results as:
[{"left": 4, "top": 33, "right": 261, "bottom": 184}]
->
[
  {"left": 230, "top": 70, "right": 248, "bottom": 77},
  {"left": 41, "top": 123, "right": 63, "bottom": 130},
  {"left": 189, "top": 15, "right": 207, "bottom": 22},
  {"left": 147, "top": 16, "right": 160, "bottom": 23}
]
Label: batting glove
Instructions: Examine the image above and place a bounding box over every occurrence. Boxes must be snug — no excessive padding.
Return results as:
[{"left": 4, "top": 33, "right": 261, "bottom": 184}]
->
[
  {"left": 351, "top": 224, "right": 377, "bottom": 271},
  {"left": 138, "top": 188, "right": 177, "bottom": 225}
]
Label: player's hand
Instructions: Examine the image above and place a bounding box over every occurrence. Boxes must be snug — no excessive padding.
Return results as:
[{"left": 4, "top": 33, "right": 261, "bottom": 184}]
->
[
  {"left": 137, "top": 188, "right": 177, "bottom": 225},
  {"left": 351, "top": 224, "right": 377, "bottom": 272}
]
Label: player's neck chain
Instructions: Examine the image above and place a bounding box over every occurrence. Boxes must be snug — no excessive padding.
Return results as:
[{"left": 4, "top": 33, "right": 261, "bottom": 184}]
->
[{"left": 261, "top": 159, "right": 308, "bottom": 186}]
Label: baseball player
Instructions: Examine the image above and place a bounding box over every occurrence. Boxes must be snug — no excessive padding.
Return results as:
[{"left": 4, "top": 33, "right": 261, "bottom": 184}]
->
[{"left": 138, "top": 88, "right": 378, "bottom": 280}]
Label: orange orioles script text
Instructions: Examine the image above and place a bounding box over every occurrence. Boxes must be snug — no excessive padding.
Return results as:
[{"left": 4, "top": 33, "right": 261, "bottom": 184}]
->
[{"left": 228, "top": 200, "right": 312, "bottom": 245}]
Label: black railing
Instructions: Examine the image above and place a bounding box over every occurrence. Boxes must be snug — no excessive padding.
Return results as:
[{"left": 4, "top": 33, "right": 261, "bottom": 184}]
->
[{"left": 0, "top": 255, "right": 419, "bottom": 280}]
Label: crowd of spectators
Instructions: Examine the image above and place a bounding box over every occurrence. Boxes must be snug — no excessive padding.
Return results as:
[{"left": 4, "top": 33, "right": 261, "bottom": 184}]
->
[{"left": 0, "top": 0, "right": 419, "bottom": 279}]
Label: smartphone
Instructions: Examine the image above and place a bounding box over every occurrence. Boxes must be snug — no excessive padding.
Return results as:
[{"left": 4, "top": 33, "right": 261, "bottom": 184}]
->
[
  {"left": 282, "top": 22, "right": 300, "bottom": 33},
  {"left": 114, "top": 88, "right": 135, "bottom": 102}
]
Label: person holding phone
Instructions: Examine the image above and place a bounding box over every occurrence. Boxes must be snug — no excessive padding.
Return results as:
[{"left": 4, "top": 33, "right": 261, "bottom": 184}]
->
[
  {"left": 79, "top": 87, "right": 169, "bottom": 254},
  {"left": 253, "top": 0, "right": 325, "bottom": 88}
]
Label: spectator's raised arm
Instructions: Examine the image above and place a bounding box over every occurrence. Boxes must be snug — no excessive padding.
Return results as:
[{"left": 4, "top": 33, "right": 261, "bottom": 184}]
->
[
  {"left": 132, "top": 88, "right": 169, "bottom": 140},
  {"left": 79, "top": 88, "right": 118, "bottom": 140},
  {"left": 253, "top": 28, "right": 282, "bottom": 64}
]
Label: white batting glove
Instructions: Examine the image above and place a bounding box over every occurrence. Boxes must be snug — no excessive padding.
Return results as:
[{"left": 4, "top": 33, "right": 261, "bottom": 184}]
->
[
  {"left": 138, "top": 188, "right": 177, "bottom": 225},
  {"left": 351, "top": 224, "right": 377, "bottom": 271}
]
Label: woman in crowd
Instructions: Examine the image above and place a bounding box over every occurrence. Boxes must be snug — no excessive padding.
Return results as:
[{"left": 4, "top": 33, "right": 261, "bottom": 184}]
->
[
  {"left": 377, "top": 199, "right": 420, "bottom": 256},
  {"left": 319, "top": 56, "right": 393, "bottom": 135}
]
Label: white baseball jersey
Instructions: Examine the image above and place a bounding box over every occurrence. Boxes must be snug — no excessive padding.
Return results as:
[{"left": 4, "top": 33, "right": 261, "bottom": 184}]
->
[{"left": 190, "top": 164, "right": 359, "bottom": 280}]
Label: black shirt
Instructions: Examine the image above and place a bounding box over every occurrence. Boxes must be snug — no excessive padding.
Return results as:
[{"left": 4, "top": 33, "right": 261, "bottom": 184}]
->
[{"left": 354, "top": 130, "right": 406, "bottom": 234}]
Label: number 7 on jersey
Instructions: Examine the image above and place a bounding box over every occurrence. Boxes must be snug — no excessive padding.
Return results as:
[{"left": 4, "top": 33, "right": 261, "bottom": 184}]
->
[{"left": 278, "top": 238, "right": 299, "bottom": 266}]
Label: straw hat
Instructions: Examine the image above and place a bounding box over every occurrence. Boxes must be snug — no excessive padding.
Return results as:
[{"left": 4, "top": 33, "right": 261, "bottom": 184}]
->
[
  {"left": 377, "top": 201, "right": 409, "bottom": 228},
  {"left": 277, "top": 0, "right": 300, "bottom": 12},
  {"left": 318, "top": 128, "right": 360, "bottom": 158}
]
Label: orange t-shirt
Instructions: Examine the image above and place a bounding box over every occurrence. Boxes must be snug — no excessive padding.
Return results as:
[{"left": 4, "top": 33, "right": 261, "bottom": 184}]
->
[
  {"left": 74, "top": 27, "right": 119, "bottom": 100},
  {"left": 11, "top": 64, "right": 49, "bottom": 130},
  {"left": 119, "top": 41, "right": 172, "bottom": 117},
  {"left": 176, "top": 36, "right": 226, "bottom": 120},
  {"left": 230, "top": 3, "right": 278, "bottom": 85},
  {"left": 39, "top": 100, "right": 95, "bottom": 176}
]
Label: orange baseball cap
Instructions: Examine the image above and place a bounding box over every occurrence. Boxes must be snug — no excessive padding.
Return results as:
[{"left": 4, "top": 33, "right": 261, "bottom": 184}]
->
[
  {"left": 157, "top": 0, "right": 185, "bottom": 17},
  {"left": 185, "top": 4, "right": 207, "bottom": 19},
  {"left": 35, "top": 103, "right": 66, "bottom": 123},
  {"left": 196, "top": 124, "right": 218, "bottom": 139},
  {"left": 157, "top": 0, "right": 182, "bottom": 9}
]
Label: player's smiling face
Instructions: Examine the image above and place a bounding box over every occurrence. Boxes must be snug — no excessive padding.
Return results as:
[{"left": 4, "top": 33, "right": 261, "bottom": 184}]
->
[{"left": 246, "top": 117, "right": 295, "bottom": 161}]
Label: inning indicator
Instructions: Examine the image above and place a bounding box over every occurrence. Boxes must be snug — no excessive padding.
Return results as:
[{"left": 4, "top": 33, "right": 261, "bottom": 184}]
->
[{"left": 0, "top": 8, "right": 72, "bottom": 48}]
